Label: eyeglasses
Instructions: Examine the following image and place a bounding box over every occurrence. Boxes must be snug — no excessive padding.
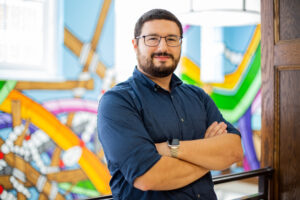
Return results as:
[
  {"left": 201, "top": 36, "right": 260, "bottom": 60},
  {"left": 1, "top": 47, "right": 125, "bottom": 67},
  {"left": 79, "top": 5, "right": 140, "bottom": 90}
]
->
[{"left": 135, "top": 35, "right": 183, "bottom": 47}]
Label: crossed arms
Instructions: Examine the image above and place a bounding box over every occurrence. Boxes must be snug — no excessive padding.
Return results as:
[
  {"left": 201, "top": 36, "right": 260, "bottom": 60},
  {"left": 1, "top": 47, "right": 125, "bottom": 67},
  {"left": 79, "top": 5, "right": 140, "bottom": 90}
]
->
[{"left": 133, "top": 122, "right": 243, "bottom": 191}]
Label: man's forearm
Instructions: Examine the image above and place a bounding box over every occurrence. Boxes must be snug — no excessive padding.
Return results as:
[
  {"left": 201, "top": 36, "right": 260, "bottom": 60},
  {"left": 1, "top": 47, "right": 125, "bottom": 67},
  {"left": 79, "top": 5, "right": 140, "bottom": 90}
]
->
[
  {"left": 178, "top": 134, "right": 243, "bottom": 170},
  {"left": 133, "top": 156, "right": 209, "bottom": 191}
]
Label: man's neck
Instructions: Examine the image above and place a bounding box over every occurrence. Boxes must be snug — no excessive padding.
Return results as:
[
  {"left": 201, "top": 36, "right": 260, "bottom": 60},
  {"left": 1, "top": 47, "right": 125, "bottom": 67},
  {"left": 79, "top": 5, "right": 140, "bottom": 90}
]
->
[
  {"left": 149, "top": 75, "right": 172, "bottom": 91},
  {"left": 137, "top": 67, "right": 172, "bottom": 91}
]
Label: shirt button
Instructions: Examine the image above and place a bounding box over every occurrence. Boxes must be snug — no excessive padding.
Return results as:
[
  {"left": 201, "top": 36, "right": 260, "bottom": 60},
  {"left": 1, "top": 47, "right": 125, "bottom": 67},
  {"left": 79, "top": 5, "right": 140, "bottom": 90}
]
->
[
  {"left": 171, "top": 95, "right": 174, "bottom": 98},
  {"left": 197, "top": 194, "right": 201, "bottom": 198},
  {"left": 181, "top": 118, "right": 184, "bottom": 122},
  {"left": 154, "top": 88, "right": 157, "bottom": 92}
]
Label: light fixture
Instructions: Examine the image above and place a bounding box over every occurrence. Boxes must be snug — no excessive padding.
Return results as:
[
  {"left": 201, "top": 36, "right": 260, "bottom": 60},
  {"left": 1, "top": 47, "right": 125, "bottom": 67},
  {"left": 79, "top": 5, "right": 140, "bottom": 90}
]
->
[
  {"left": 179, "top": 0, "right": 260, "bottom": 83},
  {"left": 178, "top": 0, "right": 260, "bottom": 27}
]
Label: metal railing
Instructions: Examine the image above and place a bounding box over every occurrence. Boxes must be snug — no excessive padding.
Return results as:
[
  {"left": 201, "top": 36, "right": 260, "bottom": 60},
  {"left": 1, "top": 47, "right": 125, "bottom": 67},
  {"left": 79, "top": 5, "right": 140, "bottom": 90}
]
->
[
  {"left": 86, "top": 167, "right": 274, "bottom": 200},
  {"left": 213, "top": 167, "right": 273, "bottom": 199}
]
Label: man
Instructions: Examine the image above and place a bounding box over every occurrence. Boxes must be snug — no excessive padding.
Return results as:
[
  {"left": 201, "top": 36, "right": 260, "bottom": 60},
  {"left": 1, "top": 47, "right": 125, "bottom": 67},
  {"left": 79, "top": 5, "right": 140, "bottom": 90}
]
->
[{"left": 98, "top": 9, "right": 243, "bottom": 200}]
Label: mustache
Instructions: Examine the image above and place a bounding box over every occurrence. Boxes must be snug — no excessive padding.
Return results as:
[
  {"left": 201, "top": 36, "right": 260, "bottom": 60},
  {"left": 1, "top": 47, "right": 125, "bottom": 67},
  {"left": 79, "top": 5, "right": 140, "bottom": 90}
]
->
[{"left": 151, "top": 52, "right": 174, "bottom": 59}]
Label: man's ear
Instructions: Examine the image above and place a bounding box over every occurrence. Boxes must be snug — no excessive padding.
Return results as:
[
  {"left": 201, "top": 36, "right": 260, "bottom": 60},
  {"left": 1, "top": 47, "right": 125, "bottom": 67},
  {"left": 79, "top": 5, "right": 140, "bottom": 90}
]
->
[{"left": 132, "top": 39, "right": 138, "bottom": 53}]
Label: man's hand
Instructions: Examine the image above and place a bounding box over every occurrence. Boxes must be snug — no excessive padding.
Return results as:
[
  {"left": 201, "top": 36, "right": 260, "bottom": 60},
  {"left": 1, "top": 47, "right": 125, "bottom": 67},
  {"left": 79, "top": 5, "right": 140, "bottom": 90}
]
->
[{"left": 204, "top": 121, "right": 227, "bottom": 138}]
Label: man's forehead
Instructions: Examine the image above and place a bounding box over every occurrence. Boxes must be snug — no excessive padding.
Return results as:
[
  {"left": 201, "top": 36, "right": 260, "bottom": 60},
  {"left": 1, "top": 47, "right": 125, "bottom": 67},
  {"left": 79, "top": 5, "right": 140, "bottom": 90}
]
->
[{"left": 140, "top": 19, "right": 180, "bottom": 35}]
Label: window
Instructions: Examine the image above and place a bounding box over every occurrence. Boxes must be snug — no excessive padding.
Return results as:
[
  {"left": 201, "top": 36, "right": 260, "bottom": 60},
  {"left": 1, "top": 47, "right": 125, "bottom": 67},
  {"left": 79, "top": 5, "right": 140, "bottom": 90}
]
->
[{"left": 0, "top": 0, "right": 63, "bottom": 81}]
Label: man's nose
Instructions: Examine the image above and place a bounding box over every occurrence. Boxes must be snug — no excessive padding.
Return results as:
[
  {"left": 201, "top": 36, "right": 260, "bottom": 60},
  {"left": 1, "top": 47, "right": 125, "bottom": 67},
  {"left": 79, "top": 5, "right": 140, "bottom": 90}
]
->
[{"left": 157, "top": 38, "right": 168, "bottom": 51}]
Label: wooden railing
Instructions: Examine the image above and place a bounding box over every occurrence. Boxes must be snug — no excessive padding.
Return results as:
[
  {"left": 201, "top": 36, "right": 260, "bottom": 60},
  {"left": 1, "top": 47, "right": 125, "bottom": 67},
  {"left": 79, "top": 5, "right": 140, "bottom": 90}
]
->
[{"left": 86, "top": 167, "right": 274, "bottom": 200}]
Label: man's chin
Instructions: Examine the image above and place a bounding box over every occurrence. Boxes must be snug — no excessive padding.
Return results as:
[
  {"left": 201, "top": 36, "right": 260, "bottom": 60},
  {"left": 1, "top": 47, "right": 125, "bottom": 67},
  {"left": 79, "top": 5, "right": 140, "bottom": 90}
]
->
[
  {"left": 152, "top": 62, "right": 174, "bottom": 70},
  {"left": 154, "top": 66, "right": 174, "bottom": 73},
  {"left": 151, "top": 65, "right": 176, "bottom": 77}
]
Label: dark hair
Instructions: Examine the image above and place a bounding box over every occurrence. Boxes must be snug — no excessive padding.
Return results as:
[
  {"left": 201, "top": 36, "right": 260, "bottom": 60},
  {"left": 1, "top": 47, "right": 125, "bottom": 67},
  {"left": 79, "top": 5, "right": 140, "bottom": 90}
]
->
[{"left": 134, "top": 9, "right": 183, "bottom": 38}]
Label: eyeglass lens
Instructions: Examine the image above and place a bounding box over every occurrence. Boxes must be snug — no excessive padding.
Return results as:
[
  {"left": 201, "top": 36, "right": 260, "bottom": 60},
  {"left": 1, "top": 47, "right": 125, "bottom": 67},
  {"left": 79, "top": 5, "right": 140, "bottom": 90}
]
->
[{"left": 144, "top": 35, "right": 181, "bottom": 47}]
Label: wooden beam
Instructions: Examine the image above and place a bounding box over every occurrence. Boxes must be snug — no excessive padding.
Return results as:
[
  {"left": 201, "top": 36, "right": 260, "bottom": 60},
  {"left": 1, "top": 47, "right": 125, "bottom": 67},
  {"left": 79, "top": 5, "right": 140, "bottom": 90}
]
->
[
  {"left": 47, "top": 169, "right": 88, "bottom": 184},
  {"left": 15, "top": 119, "right": 30, "bottom": 146},
  {"left": 64, "top": 28, "right": 82, "bottom": 57},
  {"left": 91, "top": 0, "right": 112, "bottom": 50},
  {"left": 11, "top": 100, "right": 21, "bottom": 127},
  {"left": 38, "top": 193, "right": 48, "bottom": 200},
  {"left": 1, "top": 139, "right": 65, "bottom": 200},
  {"left": 15, "top": 79, "right": 94, "bottom": 90},
  {"left": 11, "top": 101, "right": 26, "bottom": 199},
  {"left": 50, "top": 147, "right": 62, "bottom": 167},
  {"left": 0, "top": 175, "right": 32, "bottom": 189}
]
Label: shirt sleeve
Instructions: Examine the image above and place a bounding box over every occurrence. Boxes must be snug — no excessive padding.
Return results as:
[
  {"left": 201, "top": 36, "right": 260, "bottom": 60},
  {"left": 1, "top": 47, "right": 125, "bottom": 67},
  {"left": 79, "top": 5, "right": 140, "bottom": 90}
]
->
[
  {"left": 97, "top": 89, "right": 161, "bottom": 185},
  {"left": 200, "top": 89, "right": 241, "bottom": 137}
]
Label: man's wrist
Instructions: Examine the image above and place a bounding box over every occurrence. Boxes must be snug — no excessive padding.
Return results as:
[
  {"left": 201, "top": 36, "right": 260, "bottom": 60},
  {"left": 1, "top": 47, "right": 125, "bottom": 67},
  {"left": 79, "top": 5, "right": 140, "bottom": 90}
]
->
[
  {"left": 167, "top": 139, "right": 180, "bottom": 158},
  {"left": 170, "top": 147, "right": 178, "bottom": 158}
]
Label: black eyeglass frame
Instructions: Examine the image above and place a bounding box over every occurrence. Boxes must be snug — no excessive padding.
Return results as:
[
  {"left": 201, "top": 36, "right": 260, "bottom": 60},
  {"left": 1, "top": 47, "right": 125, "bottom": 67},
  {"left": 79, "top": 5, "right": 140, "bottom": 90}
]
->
[{"left": 135, "top": 35, "right": 183, "bottom": 47}]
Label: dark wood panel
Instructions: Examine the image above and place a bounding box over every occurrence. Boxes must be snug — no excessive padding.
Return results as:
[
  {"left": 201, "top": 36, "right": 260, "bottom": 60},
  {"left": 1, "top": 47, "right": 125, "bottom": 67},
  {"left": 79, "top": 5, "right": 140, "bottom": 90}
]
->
[
  {"left": 261, "top": 0, "right": 275, "bottom": 198},
  {"left": 279, "top": 0, "right": 300, "bottom": 41},
  {"left": 261, "top": 0, "right": 275, "bottom": 168},
  {"left": 261, "top": 0, "right": 300, "bottom": 199},
  {"left": 279, "top": 68, "right": 300, "bottom": 200},
  {"left": 274, "top": 41, "right": 300, "bottom": 66}
]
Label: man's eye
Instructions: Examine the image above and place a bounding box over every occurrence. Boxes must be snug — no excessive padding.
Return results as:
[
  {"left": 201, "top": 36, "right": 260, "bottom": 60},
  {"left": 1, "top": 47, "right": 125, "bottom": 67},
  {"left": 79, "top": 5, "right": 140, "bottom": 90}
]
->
[
  {"left": 167, "top": 37, "right": 177, "bottom": 42},
  {"left": 147, "top": 37, "right": 159, "bottom": 41}
]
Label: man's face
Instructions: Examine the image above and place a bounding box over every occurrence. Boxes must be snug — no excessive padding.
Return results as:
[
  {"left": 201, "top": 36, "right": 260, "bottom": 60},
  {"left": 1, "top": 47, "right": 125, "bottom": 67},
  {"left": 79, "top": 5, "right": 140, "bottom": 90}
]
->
[{"left": 133, "top": 20, "right": 182, "bottom": 78}]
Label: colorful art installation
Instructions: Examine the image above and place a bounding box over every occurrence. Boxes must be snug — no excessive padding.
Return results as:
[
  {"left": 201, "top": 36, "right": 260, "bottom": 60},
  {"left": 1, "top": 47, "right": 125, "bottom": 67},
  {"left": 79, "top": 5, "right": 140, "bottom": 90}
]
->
[
  {"left": 181, "top": 25, "right": 261, "bottom": 124},
  {"left": 0, "top": 89, "right": 110, "bottom": 192},
  {"left": 0, "top": 0, "right": 114, "bottom": 199},
  {"left": 239, "top": 108, "right": 260, "bottom": 170},
  {"left": 181, "top": 24, "right": 261, "bottom": 171}
]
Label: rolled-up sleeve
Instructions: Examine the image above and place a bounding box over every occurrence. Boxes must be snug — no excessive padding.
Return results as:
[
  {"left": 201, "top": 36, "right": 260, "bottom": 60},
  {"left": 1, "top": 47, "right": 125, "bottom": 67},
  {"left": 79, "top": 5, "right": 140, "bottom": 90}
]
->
[{"left": 97, "top": 90, "right": 161, "bottom": 185}]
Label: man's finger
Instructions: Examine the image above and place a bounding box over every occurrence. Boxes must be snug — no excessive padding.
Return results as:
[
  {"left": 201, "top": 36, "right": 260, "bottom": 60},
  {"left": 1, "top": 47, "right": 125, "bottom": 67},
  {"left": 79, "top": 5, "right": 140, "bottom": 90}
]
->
[
  {"left": 215, "top": 124, "right": 227, "bottom": 136},
  {"left": 205, "top": 122, "right": 219, "bottom": 138},
  {"left": 205, "top": 122, "right": 225, "bottom": 138},
  {"left": 211, "top": 122, "right": 224, "bottom": 132},
  {"left": 206, "top": 121, "right": 218, "bottom": 133}
]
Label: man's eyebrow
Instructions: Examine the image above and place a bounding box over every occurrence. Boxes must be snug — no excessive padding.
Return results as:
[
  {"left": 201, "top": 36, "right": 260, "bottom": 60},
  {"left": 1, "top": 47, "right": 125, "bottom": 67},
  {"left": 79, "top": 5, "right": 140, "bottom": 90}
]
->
[
  {"left": 144, "top": 33, "right": 160, "bottom": 36},
  {"left": 145, "top": 33, "right": 180, "bottom": 37},
  {"left": 167, "top": 34, "right": 180, "bottom": 37}
]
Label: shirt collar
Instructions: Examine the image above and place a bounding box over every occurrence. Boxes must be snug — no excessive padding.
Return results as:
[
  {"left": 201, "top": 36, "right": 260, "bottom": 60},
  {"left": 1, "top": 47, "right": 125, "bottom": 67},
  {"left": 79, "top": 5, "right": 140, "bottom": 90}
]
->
[{"left": 132, "top": 66, "right": 183, "bottom": 91}]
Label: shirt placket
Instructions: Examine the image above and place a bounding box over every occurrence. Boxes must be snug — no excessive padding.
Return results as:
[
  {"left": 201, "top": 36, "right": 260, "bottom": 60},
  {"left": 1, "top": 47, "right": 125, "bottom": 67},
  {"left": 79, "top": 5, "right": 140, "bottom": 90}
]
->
[{"left": 169, "top": 91, "right": 184, "bottom": 140}]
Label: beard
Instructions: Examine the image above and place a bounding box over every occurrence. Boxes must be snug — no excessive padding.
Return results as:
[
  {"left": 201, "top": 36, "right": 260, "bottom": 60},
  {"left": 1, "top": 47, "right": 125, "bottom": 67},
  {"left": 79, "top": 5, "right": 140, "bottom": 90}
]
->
[{"left": 137, "top": 50, "right": 180, "bottom": 78}]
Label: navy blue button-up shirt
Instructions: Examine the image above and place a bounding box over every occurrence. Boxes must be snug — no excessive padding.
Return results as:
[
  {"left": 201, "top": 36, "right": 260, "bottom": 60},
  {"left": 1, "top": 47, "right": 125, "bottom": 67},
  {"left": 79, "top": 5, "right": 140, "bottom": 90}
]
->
[{"left": 98, "top": 67, "right": 240, "bottom": 200}]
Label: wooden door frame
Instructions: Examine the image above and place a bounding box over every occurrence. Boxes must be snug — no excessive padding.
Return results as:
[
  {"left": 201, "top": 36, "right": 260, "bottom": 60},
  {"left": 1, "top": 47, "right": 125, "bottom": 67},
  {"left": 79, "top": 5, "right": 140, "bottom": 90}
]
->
[{"left": 261, "top": 0, "right": 300, "bottom": 199}]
